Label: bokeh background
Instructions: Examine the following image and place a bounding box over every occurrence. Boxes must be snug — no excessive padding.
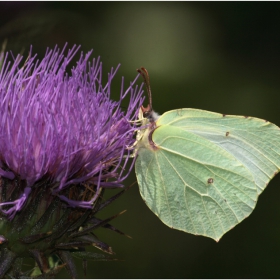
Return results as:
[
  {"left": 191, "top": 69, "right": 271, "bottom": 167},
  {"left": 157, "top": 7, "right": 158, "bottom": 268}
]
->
[{"left": 1, "top": 2, "right": 280, "bottom": 278}]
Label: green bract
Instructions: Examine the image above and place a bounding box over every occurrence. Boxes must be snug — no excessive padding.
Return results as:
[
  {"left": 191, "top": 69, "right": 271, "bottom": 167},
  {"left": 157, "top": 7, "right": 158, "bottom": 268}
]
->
[{"left": 135, "top": 108, "right": 280, "bottom": 241}]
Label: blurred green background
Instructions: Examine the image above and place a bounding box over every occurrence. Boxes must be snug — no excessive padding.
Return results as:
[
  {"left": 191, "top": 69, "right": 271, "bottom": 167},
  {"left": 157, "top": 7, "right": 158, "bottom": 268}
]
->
[{"left": 1, "top": 2, "right": 280, "bottom": 278}]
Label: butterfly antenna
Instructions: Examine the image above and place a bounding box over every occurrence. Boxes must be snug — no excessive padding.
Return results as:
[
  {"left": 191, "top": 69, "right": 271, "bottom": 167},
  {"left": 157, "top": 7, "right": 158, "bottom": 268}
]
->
[
  {"left": 139, "top": 67, "right": 153, "bottom": 110},
  {"left": 137, "top": 67, "right": 154, "bottom": 118}
]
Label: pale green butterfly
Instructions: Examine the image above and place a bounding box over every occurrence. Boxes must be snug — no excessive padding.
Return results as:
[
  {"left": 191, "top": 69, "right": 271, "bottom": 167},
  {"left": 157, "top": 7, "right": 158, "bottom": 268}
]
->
[{"left": 134, "top": 67, "right": 280, "bottom": 241}]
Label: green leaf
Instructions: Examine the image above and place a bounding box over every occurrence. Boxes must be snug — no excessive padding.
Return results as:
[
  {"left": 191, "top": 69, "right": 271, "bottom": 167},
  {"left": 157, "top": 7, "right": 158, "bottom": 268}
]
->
[{"left": 135, "top": 108, "right": 280, "bottom": 241}]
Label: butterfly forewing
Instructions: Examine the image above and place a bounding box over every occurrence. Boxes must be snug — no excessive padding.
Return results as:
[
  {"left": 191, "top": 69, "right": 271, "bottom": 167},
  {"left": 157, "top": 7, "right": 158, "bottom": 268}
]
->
[{"left": 157, "top": 109, "right": 280, "bottom": 194}]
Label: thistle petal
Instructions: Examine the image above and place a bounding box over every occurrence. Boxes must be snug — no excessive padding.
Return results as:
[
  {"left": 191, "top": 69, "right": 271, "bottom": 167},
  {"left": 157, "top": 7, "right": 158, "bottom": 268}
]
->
[{"left": 0, "top": 44, "right": 144, "bottom": 217}]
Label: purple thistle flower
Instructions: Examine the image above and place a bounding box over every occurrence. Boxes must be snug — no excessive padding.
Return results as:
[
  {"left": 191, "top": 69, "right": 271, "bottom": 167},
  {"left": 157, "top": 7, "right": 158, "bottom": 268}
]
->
[{"left": 0, "top": 44, "right": 144, "bottom": 219}]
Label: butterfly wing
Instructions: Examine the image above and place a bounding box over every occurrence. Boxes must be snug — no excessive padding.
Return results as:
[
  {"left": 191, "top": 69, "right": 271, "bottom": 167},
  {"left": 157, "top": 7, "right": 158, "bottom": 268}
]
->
[
  {"left": 135, "top": 108, "right": 280, "bottom": 241},
  {"left": 157, "top": 109, "right": 280, "bottom": 195}
]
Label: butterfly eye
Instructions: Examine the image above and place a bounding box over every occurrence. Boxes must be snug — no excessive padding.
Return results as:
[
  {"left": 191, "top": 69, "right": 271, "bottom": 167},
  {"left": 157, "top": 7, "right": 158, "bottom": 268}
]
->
[{"left": 143, "top": 111, "right": 150, "bottom": 118}]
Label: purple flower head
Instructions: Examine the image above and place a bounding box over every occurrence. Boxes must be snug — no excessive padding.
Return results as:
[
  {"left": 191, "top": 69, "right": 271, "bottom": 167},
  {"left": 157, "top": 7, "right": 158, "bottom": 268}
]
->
[{"left": 0, "top": 45, "right": 144, "bottom": 218}]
